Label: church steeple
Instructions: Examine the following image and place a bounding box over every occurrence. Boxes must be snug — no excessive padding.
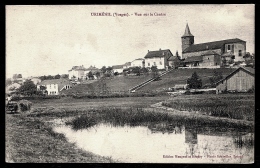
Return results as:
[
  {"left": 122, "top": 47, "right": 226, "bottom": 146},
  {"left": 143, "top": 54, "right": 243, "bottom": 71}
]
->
[
  {"left": 182, "top": 23, "right": 194, "bottom": 37},
  {"left": 181, "top": 23, "right": 195, "bottom": 52}
]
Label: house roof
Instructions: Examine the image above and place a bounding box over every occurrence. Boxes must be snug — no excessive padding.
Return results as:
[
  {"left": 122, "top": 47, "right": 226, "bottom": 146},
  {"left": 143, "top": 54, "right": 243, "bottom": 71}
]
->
[
  {"left": 38, "top": 78, "right": 72, "bottom": 91},
  {"left": 124, "top": 62, "right": 131, "bottom": 66},
  {"left": 86, "top": 66, "right": 99, "bottom": 71},
  {"left": 133, "top": 58, "right": 144, "bottom": 61},
  {"left": 215, "top": 67, "right": 255, "bottom": 85},
  {"left": 112, "top": 65, "right": 124, "bottom": 69},
  {"left": 69, "top": 65, "right": 86, "bottom": 71},
  {"left": 201, "top": 50, "right": 220, "bottom": 56},
  {"left": 182, "top": 23, "right": 194, "bottom": 37},
  {"left": 144, "top": 49, "right": 173, "bottom": 59},
  {"left": 183, "top": 38, "right": 245, "bottom": 53},
  {"left": 183, "top": 56, "right": 202, "bottom": 63}
]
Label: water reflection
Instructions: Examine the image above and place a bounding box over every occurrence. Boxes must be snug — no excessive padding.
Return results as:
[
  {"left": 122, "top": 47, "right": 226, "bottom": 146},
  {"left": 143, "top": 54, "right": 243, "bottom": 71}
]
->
[{"left": 53, "top": 121, "right": 254, "bottom": 163}]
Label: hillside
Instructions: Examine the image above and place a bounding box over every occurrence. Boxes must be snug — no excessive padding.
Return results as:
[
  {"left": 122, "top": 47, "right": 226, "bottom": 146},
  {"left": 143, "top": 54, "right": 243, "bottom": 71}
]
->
[
  {"left": 138, "top": 68, "right": 235, "bottom": 91},
  {"left": 62, "top": 74, "right": 153, "bottom": 94}
]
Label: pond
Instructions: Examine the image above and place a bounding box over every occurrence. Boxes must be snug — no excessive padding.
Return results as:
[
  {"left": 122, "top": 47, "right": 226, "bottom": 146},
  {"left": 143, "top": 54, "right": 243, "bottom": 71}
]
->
[{"left": 53, "top": 120, "right": 254, "bottom": 163}]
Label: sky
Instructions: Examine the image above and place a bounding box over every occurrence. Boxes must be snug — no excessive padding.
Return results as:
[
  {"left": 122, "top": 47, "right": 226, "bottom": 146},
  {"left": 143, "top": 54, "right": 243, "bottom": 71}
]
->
[{"left": 6, "top": 4, "right": 255, "bottom": 78}]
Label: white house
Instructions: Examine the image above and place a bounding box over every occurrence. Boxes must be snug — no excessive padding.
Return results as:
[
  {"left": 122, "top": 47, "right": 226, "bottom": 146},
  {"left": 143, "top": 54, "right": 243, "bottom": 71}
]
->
[
  {"left": 131, "top": 58, "right": 145, "bottom": 68},
  {"left": 112, "top": 65, "right": 124, "bottom": 74},
  {"left": 123, "top": 62, "right": 131, "bottom": 69},
  {"left": 68, "top": 65, "right": 86, "bottom": 80},
  {"left": 37, "top": 78, "right": 72, "bottom": 95},
  {"left": 144, "top": 49, "right": 173, "bottom": 69}
]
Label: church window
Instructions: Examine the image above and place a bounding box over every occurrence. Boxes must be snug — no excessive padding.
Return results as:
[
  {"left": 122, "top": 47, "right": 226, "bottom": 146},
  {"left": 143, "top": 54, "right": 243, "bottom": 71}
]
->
[
  {"left": 239, "top": 50, "right": 242, "bottom": 56},
  {"left": 148, "top": 63, "right": 150, "bottom": 66},
  {"left": 208, "top": 58, "right": 209, "bottom": 60}
]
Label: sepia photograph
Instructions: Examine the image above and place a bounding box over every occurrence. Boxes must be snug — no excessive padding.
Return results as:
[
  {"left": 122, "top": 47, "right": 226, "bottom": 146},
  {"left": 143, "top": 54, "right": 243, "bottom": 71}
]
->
[{"left": 6, "top": 4, "right": 255, "bottom": 163}]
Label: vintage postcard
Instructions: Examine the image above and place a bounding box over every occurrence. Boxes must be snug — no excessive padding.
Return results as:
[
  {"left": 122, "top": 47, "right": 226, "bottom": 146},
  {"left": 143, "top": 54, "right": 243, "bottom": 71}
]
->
[{"left": 6, "top": 5, "right": 255, "bottom": 163}]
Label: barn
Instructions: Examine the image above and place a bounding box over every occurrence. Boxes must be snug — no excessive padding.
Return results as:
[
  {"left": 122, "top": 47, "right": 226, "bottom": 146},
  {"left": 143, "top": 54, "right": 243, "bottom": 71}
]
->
[{"left": 215, "top": 67, "right": 254, "bottom": 94}]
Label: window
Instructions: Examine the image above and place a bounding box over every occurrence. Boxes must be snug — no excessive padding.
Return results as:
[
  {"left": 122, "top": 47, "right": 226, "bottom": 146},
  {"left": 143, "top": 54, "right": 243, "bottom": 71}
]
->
[
  {"left": 227, "top": 45, "right": 231, "bottom": 50},
  {"left": 54, "top": 84, "right": 56, "bottom": 89},
  {"left": 239, "top": 50, "right": 242, "bottom": 56},
  {"left": 208, "top": 58, "right": 209, "bottom": 60},
  {"left": 154, "top": 62, "right": 156, "bottom": 66},
  {"left": 50, "top": 85, "right": 51, "bottom": 89},
  {"left": 148, "top": 63, "right": 150, "bottom": 66},
  {"left": 160, "top": 61, "right": 162, "bottom": 65}
]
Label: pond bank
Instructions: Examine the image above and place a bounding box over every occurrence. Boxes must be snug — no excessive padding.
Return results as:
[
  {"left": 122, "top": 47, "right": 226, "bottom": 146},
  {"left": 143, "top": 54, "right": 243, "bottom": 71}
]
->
[{"left": 5, "top": 114, "right": 115, "bottom": 163}]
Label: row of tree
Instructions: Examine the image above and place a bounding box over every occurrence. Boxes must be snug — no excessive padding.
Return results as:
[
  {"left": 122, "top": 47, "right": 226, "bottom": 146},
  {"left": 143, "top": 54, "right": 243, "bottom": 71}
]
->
[{"left": 39, "top": 74, "right": 69, "bottom": 81}]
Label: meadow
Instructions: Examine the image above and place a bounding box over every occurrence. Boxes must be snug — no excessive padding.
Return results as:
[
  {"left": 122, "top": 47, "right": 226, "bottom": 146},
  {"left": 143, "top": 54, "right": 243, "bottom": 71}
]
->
[{"left": 161, "top": 93, "right": 255, "bottom": 121}]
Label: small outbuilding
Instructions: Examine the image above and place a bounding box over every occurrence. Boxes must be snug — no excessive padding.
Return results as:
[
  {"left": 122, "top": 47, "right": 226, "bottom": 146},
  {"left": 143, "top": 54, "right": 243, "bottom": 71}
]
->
[{"left": 215, "top": 67, "right": 254, "bottom": 94}]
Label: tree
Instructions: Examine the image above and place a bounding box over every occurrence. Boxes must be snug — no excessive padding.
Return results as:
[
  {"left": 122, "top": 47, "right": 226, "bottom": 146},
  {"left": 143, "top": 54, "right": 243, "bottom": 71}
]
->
[
  {"left": 13, "top": 74, "right": 18, "bottom": 80},
  {"left": 18, "top": 79, "right": 37, "bottom": 96},
  {"left": 187, "top": 72, "right": 202, "bottom": 89},
  {"left": 88, "top": 71, "right": 94, "bottom": 80},
  {"left": 132, "top": 67, "right": 141, "bottom": 76},
  {"left": 6, "top": 79, "right": 12, "bottom": 86},
  {"left": 61, "top": 74, "right": 69, "bottom": 78},
  {"left": 141, "top": 67, "right": 149, "bottom": 75},
  {"left": 39, "top": 75, "right": 47, "bottom": 81},
  {"left": 95, "top": 71, "right": 101, "bottom": 79},
  {"left": 46, "top": 75, "right": 53, "bottom": 80},
  {"left": 151, "top": 66, "right": 160, "bottom": 80},
  {"left": 209, "top": 70, "right": 223, "bottom": 87},
  {"left": 101, "top": 66, "right": 107, "bottom": 74},
  {"left": 17, "top": 74, "right": 22, "bottom": 78},
  {"left": 54, "top": 74, "right": 61, "bottom": 79}
]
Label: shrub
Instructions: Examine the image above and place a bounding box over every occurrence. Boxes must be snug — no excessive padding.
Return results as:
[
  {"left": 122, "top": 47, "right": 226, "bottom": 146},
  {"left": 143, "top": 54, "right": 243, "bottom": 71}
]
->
[{"left": 18, "top": 100, "right": 33, "bottom": 112}]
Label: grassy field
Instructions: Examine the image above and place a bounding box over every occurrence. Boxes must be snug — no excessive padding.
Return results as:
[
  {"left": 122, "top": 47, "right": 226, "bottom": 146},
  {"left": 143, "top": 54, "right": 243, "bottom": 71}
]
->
[
  {"left": 139, "top": 68, "right": 235, "bottom": 91},
  {"left": 161, "top": 93, "right": 255, "bottom": 121},
  {"left": 62, "top": 74, "right": 153, "bottom": 94}
]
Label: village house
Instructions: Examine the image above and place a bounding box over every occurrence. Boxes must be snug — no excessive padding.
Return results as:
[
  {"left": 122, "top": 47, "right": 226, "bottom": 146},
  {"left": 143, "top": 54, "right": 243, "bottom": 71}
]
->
[
  {"left": 123, "top": 62, "right": 131, "bottom": 69},
  {"left": 68, "top": 65, "right": 86, "bottom": 80},
  {"left": 215, "top": 67, "right": 254, "bottom": 94},
  {"left": 131, "top": 58, "right": 145, "bottom": 68},
  {"left": 181, "top": 24, "right": 246, "bottom": 67},
  {"left": 84, "top": 65, "right": 101, "bottom": 79},
  {"left": 168, "top": 51, "right": 183, "bottom": 69},
  {"left": 28, "top": 77, "right": 41, "bottom": 85},
  {"left": 112, "top": 65, "right": 124, "bottom": 74},
  {"left": 144, "top": 49, "right": 173, "bottom": 69},
  {"left": 37, "top": 78, "right": 72, "bottom": 95}
]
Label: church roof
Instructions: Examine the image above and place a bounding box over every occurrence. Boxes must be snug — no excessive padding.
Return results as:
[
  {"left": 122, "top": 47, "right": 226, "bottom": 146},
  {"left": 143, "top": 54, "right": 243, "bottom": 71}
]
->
[
  {"left": 183, "top": 56, "right": 202, "bottom": 63},
  {"left": 144, "top": 49, "right": 173, "bottom": 59},
  {"left": 183, "top": 38, "right": 245, "bottom": 53},
  {"left": 182, "top": 23, "right": 194, "bottom": 37}
]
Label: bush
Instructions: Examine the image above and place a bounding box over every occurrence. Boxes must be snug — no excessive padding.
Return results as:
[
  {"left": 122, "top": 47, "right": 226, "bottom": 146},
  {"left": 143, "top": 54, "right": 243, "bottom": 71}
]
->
[{"left": 18, "top": 100, "right": 33, "bottom": 112}]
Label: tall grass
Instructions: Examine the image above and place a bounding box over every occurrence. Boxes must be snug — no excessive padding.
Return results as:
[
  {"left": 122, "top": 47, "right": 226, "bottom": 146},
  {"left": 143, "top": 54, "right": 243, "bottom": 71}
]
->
[
  {"left": 161, "top": 94, "right": 254, "bottom": 121},
  {"left": 64, "top": 107, "right": 253, "bottom": 131}
]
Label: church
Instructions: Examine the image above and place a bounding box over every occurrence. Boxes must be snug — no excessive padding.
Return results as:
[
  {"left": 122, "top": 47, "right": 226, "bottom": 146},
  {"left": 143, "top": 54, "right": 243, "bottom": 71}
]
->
[{"left": 181, "top": 24, "right": 246, "bottom": 68}]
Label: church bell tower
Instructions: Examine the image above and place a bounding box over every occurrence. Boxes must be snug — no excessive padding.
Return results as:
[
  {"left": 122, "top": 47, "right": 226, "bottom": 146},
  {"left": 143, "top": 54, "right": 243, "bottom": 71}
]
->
[{"left": 181, "top": 23, "right": 194, "bottom": 52}]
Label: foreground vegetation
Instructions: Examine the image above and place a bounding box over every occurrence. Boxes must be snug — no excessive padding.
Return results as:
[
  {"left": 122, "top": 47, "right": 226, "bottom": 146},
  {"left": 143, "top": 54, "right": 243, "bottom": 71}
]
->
[
  {"left": 6, "top": 113, "right": 114, "bottom": 163},
  {"left": 161, "top": 93, "right": 254, "bottom": 121}
]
